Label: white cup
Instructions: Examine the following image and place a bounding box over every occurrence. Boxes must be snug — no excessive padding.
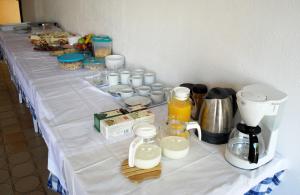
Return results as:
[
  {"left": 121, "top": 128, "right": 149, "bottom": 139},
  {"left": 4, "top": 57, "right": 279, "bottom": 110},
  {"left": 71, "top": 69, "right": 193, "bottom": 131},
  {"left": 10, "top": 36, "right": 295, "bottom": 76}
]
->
[
  {"left": 137, "top": 86, "right": 151, "bottom": 96},
  {"left": 107, "top": 72, "right": 119, "bottom": 86},
  {"left": 133, "top": 68, "right": 145, "bottom": 76},
  {"left": 119, "top": 88, "right": 134, "bottom": 99},
  {"left": 120, "top": 70, "right": 131, "bottom": 85},
  {"left": 128, "top": 75, "right": 143, "bottom": 88},
  {"left": 150, "top": 90, "right": 165, "bottom": 104},
  {"left": 144, "top": 72, "right": 156, "bottom": 85},
  {"left": 151, "top": 83, "right": 164, "bottom": 91}
]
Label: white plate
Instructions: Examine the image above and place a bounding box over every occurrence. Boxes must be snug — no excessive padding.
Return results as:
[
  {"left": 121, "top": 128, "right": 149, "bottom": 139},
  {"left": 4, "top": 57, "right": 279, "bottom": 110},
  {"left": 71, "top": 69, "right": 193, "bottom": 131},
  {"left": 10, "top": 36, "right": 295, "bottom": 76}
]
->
[
  {"left": 108, "top": 85, "right": 131, "bottom": 94},
  {"left": 124, "top": 96, "right": 152, "bottom": 106}
]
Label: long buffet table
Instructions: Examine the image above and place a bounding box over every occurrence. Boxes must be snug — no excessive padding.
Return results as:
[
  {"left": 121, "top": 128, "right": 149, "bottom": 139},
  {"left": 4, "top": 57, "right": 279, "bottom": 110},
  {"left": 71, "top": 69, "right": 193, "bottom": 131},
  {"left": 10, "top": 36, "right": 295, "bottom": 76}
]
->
[{"left": 0, "top": 30, "right": 287, "bottom": 195}]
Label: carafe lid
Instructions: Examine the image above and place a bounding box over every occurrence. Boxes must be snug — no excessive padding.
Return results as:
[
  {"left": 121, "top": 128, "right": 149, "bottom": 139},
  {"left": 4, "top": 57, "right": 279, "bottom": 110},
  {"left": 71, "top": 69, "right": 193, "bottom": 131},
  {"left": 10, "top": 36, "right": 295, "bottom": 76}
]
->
[
  {"left": 173, "top": 87, "right": 190, "bottom": 101},
  {"left": 133, "top": 123, "right": 156, "bottom": 138}
]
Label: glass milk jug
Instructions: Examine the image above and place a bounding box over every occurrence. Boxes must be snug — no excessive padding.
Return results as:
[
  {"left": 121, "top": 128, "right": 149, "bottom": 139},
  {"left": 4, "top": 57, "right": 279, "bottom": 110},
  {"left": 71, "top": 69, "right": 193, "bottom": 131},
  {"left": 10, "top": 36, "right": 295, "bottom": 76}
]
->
[
  {"left": 128, "top": 123, "right": 161, "bottom": 169},
  {"left": 168, "top": 87, "right": 192, "bottom": 122}
]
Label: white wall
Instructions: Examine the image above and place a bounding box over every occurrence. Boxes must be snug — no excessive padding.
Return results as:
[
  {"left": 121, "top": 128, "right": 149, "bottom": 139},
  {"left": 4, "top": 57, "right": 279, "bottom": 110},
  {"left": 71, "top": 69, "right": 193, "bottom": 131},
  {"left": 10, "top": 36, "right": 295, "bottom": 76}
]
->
[
  {"left": 21, "top": 0, "right": 44, "bottom": 22},
  {"left": 31, "top": 0, "right": 300, "bottom": 192}
]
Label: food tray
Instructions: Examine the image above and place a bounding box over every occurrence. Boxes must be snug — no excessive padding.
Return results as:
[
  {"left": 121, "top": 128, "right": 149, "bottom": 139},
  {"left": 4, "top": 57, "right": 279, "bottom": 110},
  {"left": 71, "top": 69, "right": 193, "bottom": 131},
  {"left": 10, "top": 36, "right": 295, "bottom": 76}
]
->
[{"left": 96, "top": 84, "right": 168, "bottom": 109}]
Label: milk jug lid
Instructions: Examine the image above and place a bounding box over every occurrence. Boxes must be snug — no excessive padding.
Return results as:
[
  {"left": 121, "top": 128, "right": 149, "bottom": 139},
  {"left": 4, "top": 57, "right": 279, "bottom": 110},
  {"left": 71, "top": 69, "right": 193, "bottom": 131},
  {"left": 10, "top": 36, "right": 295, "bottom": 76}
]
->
[
  {"left": 174, "top": 87, "right": 190, "bottom": 101},
  {"left": 133, "top": 123, "right": 157, "bottom": 138}
]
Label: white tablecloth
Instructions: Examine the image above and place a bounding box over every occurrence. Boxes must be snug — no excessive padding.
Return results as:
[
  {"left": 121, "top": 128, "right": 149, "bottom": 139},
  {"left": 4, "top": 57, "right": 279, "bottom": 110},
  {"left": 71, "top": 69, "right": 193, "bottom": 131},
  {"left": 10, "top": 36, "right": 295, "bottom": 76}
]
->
[{"left": 0, "top": 31, "right": 287, "bottom": 195}]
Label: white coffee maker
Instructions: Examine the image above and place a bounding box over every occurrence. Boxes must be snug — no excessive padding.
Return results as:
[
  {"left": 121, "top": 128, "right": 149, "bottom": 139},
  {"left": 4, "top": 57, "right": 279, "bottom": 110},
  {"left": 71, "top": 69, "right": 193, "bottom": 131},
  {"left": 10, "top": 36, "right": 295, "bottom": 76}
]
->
[{"left": 225, "top": 84, "right": 287, "bottom": 169}]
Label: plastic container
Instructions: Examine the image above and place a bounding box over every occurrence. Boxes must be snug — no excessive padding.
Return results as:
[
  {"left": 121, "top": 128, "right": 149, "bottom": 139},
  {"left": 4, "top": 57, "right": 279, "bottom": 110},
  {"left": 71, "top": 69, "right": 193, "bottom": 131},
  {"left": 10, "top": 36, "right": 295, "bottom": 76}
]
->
[
  {"left": 168, "top": 87, "right": 192, "bottom": 122},
  {"left": 83, "top": 57, "right": 105, "bottom": 71},
  {"left": 57, "top": 53, "right": 84, "bottom": 70},
  {"left": 92, "top": 36, "right": 112, "bottom": 58}
]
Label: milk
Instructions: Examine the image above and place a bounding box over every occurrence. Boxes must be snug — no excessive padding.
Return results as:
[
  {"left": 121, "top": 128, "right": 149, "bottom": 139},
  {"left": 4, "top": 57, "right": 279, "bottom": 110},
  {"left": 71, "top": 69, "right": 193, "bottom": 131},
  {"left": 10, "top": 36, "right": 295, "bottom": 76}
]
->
[
  {"left": 161, "top": 136, "right": 190, "bottom": 159},
  {"left": 134, "top": 144, "right": 161, "bottom": 169}
]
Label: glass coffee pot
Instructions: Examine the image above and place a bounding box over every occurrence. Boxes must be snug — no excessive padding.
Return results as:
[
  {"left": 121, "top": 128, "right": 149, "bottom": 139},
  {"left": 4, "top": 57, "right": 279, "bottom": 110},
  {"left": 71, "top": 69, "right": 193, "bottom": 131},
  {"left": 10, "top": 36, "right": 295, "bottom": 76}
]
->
[
  {"left": 128, "top": 123, "right": 161, "bottom": 169},
  {"left": 226, "top": 123, "right": 265, "bottom": 164}
]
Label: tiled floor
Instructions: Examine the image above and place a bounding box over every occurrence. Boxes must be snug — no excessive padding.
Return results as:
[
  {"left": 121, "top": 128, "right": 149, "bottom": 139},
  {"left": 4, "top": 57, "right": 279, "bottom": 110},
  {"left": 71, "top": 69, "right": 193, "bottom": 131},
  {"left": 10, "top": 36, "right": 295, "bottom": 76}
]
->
[{"left": 0, "top": 61, "right": 59, "bottom": 195}]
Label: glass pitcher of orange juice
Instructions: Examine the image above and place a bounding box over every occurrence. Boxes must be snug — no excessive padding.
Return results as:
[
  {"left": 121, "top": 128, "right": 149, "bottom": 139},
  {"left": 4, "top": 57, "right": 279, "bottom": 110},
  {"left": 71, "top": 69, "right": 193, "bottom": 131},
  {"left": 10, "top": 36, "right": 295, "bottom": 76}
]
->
[
  {"left": 167, "top": 118, "right": 201, "bottom": 139},
  {"left": 168, "top": 87, "right": 192, "bottom": 122}
]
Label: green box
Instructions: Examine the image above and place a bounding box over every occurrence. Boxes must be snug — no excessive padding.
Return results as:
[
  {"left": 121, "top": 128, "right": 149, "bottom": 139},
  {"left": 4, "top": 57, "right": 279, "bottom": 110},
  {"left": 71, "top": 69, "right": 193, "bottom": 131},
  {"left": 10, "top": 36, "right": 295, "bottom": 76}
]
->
[{"left": 94, "top": 109, "right": 126, "bottom": 132}]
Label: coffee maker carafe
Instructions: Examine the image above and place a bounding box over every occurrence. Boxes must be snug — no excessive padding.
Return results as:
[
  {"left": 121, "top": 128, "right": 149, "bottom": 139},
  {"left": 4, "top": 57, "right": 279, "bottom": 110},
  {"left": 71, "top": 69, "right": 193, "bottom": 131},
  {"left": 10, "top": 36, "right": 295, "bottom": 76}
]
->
[{"left": 225, "top": 84, "right": 287, "bottom": 169}]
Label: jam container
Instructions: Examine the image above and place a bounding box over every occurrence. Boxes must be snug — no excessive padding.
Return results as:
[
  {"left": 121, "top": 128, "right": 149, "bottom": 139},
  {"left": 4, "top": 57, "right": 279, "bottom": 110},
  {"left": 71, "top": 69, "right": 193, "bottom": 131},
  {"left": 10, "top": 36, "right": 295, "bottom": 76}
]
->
[{"left": 92, "top": 36, "right": 112, "bottom": 58}]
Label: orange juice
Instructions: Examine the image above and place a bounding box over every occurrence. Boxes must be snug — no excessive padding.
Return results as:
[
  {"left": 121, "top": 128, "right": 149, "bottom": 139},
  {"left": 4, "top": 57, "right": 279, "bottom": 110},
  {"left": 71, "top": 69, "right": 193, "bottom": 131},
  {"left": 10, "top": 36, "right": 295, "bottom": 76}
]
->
[
  {"left": 168, "top": 121, "right": 190, "bottom": 138},
  {"left": 168, "top": 98, "right": 192, "bottom": 122}
]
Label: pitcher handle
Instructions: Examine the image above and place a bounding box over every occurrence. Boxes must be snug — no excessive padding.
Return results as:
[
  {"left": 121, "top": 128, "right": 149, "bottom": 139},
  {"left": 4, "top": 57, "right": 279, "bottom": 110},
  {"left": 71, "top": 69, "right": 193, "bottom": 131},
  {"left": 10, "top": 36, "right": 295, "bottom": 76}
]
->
[
  {"left": 128, "top": 137, "right": 144, "bottom": 167},
  {"left": 186, "top": 121, "right": 201, "bottom": 141}
]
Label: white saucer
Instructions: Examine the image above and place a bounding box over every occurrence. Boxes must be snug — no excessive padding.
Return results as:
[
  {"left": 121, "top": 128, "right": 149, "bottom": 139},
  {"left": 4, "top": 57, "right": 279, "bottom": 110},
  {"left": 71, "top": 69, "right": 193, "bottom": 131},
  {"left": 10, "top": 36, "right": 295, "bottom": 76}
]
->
[
  {"left": 108, "top": 85, "right": 131, "bottom": 94},
  {"left": 124, "top": 96, "right": 152, "bottom": 106}
]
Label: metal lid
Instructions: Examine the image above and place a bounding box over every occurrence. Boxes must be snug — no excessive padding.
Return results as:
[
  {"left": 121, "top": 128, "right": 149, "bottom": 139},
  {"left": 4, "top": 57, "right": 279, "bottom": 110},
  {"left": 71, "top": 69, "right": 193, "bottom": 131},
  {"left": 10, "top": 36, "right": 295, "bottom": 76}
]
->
[
  {"left": 57, "top": 53, "right": 84, "bottom": 63},
  {"left": 206, "top": 88, "right": 232, "bottom": 99},
  {"left": 133, "top": 123, "right": 157, "bottom": 138},
  {"left": 173, "top": 87, "right": 190, "bottom": 101}
]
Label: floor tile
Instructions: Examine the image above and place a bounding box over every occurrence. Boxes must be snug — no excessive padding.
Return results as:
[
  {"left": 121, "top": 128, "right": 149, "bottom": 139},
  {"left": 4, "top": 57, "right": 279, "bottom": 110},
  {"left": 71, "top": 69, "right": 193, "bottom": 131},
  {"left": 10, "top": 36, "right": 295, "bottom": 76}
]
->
[
  {"left": 0, "top": 62, "right": 59, "bottom": 194},
  {"left": 1, "top": 124, "right": 21, "bottom": 134},
  {"left": 0, "top": 117, "right": 19, "bottom": 128},
  {"left": 0, "top": 183, "right": 14, "bottom": 195},
  {"left": 11, "top": 161, "right": 35, "bottom": 178},
  {"left": 0, "top": 145, "right": 5, "bottom": 157},
  {"left": 29, "top": 190, "right": 46, "bottom": 195},
  {"left": 30, "top": 146, "right": 48, "bottom": 160},
  {"left": 0, "top": 158, "right": 8, "bottom": 169},
  {"left": 4, "top": 132, "right": 25, "bottom": 144},
  {"left": 0, "top": 111, "right": 16, "bottom": 120},
  {"left": 5, "top": 141, "right": 28, "bottom": 155},
  {"left": 0, "top": 105, "right": 14, "bottom": 113},
  {"left": 8, "top": 151, "right": 31, "bottom": 165},
  {"left": 0, "top": 169, "right": 10, "bottom": 183},
  {"left": 28, "top": 137, "right": 44, "bottom": 149},
  {"left": 14, "top": 175, "right": 40, "bottom": 193},
  {"left": 24, "top": 129, "right": 38, "bottom": 140}
]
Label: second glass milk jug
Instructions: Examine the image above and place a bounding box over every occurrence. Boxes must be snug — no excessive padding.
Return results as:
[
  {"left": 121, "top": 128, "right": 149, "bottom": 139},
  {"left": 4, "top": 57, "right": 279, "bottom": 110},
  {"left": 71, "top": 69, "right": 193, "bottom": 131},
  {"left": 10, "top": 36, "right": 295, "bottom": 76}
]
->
[{"left": 168, "top": 87, "right": 192, "bottom": 122}]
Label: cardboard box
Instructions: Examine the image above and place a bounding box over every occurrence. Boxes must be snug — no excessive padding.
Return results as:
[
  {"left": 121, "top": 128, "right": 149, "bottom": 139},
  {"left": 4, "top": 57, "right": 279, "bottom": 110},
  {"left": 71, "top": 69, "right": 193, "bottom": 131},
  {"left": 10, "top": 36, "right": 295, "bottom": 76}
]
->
[
  {"left": 129, "top": 109, "right": 155, "bottom": 124},
  {"left": 94, "top": 108, "right": 128, "bottom": 132},
  {"left": 96, "top": 108, "right": 155, "bottom": 140},
  {"left": 127, "top": 104, "right": 147, "bottom": 112},
  {"left": 100, "top": 114, "right": 134, "bottom": 139}
]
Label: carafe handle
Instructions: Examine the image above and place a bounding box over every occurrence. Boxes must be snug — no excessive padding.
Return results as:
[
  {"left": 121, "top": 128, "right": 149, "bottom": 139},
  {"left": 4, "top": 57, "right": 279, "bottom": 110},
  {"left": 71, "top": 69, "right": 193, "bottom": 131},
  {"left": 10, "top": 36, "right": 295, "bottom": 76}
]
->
[
  {"left": 128, "top": 137, "right": 144, "bottom": 167},
  {"left": 248, "top": 133, "right": 259, "bottom": 164},
  {"left": 186, "top": 121, "right": 202, "bottom": 140}
]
